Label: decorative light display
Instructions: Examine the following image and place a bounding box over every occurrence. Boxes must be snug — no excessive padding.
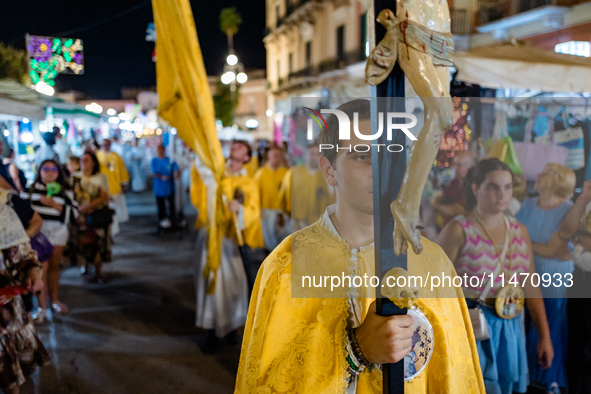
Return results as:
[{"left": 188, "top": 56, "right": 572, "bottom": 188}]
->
[
  {"left": 436, "top": 97, "right": 472, "bottom": 168},
  {"left": 26, "top": 35, "right": 84, "bottom": 87},
  {"left": 146, "top": 22, "right": 156, "bottom": 62}
]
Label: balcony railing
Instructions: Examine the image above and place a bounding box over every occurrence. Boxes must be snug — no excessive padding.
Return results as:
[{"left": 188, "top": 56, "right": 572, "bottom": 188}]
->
[
  {"left": 288, "top": 66, "right": 319, "bottom": 80},
  {"left": 276, "top": 49, "right": 365, "bottom": 92},
  {"left": 477, "top": 0, "right": 573, "bottom": 25},
  {"left": 319, "top": 50, "right": 366, "bottom": 73},
  {"left": 275, "top": 0, "right": 313, "bottom": 29},
  {"left": 451, "top": 8, "right": 472, "bottom": 35}
]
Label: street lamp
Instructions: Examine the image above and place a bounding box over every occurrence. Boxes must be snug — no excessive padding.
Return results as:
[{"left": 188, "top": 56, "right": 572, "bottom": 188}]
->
[
  {"left": 221, "top": 51, "right": 247, "bottom": 126},
  {"left": 227, "top": 54, "right": 238, "bottom": 65},
  {"left": 221, "top": 52, "right": 247, "bottom": 92},
  {"left": 236, "top": 72, "right": 248, "bottom": 84}
]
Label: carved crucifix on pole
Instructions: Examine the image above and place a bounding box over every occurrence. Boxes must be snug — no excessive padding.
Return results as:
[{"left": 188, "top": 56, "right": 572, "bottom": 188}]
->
[{"left": 366, "top": 0, "right": 454, "bottom": 393}]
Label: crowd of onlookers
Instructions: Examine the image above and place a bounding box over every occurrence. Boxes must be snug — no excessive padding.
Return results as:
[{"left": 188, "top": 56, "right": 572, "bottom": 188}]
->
[
  {"left": 0, "top": 125, "right": 143, "bottom": 392},
  {"left": 429, "top": 153, "right": 591, "bottom": 394},
  {"left": 2, "top": 123, "right": 591, "bottom": 393}
]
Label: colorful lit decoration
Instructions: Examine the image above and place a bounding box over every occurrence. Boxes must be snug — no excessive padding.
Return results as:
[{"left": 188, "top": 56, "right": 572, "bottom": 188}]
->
[
  {"left": 26, "top": 35, "right": 84, "bottom": 87},
  {"left": 146, "top": 22, "right": 157, "bottom": 62},
  {"left": 436, "top": 97, "right": 472, "bottom": 168}
]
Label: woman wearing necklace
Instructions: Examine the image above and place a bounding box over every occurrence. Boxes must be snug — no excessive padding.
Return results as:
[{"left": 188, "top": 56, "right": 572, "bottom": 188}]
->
[
  {"left": 436, "top": 158, "right": 553, "bottom": 394},
  {"left": 515, "top": 164, "right": 575, "bottom": 394}
]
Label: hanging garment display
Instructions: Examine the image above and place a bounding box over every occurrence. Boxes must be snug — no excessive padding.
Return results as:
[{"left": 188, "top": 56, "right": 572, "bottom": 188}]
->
[
  {"left": 554, "top": 116, "right": 590, "bottom": 188},
  {"left": 513, "top": 126, "right": 569, "bottom": 182},
  {"left": 525, "top": 105, "right": 553, "bottom": 141}
]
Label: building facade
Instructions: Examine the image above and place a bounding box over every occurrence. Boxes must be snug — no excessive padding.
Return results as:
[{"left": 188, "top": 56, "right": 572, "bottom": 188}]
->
[
  {"left": 208, "top": 69, "right": 272, "bottom": 140},
  {"left": 265, "top": 0, "right": 371, "bottom": 116},
  {"left": 451, "top": 0, "right": 591, "bottom": 52}
]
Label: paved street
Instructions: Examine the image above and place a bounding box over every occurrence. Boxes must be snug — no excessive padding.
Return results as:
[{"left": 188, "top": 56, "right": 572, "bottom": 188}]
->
[{"left": 23, "top": 192, "right": 240, "bottom": 394}]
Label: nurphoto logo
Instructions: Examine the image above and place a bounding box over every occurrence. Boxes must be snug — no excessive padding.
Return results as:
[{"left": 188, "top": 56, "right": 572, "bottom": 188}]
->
[{"left": 303, "top": 107, "right": 418, "bottom": 153}]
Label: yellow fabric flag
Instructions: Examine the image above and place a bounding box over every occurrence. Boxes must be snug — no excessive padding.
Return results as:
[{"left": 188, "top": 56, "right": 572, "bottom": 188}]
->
[{"left": 152, "top": 0, "right": 225, "bottom": 294}]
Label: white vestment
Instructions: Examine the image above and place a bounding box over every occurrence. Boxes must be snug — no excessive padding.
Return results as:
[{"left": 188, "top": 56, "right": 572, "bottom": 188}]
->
[
  {"left": 193, "top": 161, "right": 249, "bottom": 338},
  {"left": 110, "top": 193, "right": 129, "bottom": 236},
  {"left": 194, "top": 229, "right": 249, "bottom": 338}
]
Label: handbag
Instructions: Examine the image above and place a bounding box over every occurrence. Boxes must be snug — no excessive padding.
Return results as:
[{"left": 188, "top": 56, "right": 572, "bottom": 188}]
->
[
  {"left": 30, "top": 232, "right": 54, "bottom": 262},
  {"left": 490, "top": 136, "right": 523, "bottom": 176},
  {"left": 467, "top": 215, "right": 511, "bottom": 341},
  {"left": 85, "top": 206, "right": 114, "bottom": 229},
  {"left": 514, "top": 120, "right": 569, "bottom": 181}
]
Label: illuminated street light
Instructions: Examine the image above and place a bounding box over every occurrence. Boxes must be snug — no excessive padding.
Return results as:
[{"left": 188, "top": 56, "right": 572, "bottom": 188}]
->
[
  {"left": 227, "top": 54, "right": 238, "bottom": 65},
  {"left": 107, "top": 108, "right": 117, "bottom": 116},
  {"left": 35, "top": 81, "right": 55, "bottom": 96},
  {"left": 222, "top": 71, "right": 236, "bottom": 84},
  {"left": 21, "top": 131, "right": 34, "bottom": 143},
  {"left": 85, "top": 102, "right": 103, "bottom": 114},
  {"left": 245, "top": 119, "right": 259, "bottom": 129},
  {"left": 266, "top": 109, "right": 273, "bottom": 117},
  {"left": 236, "top": 72, "right": 248, "bottom": 84}
]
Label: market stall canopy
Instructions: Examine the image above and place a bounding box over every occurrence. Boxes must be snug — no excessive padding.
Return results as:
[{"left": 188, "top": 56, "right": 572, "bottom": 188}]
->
[
  {"left": 0, "top": 79, "right": 100, "bottom": 121},
  {"left": 454, "top": 40, "right": 591, "bottom": 92},
  {"left": 218, "top": 126, "right": 255, "bottom": 143}
]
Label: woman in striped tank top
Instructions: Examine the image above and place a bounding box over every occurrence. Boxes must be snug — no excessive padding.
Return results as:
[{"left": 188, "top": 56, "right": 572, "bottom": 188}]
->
[
  {"left": 26, "top": 159, "right": 78, "bottom": 322},
  {"left": 437, "top": 158, "right": 552, "bottom": 394}
]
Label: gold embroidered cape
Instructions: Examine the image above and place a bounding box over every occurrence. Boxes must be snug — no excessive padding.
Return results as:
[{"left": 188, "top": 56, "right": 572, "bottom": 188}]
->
[{"left": 235, "top": 217, "right": 485, "bottom": 393}]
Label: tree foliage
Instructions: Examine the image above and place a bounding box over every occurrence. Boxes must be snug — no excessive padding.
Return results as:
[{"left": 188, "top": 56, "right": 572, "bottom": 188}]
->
[
  {"left": 213, "top": 80, "right": 240, "bottom": 127},
  {"left": 0, "top": 43, "right": 28, "bottom": 84},
  {"left": 220, "top": 7, "right": 242, "bottom": 37}
]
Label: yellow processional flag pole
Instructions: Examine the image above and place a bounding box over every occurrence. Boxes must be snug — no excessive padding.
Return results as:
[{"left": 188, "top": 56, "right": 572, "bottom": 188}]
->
[{"left": 152, "top": 0, "right": 226, "bottom": 294}]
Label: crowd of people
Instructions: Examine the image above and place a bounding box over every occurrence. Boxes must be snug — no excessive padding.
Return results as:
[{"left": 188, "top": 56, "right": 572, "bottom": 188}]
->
[
  {"left": 431, "top": 156, "right": 591, "bottom": 394},
  {"left": 0, "top": 125, "right": 149, "bottom": 392},
  {"left": 2, "top": 110, "right": 591, "bottom": 393}
]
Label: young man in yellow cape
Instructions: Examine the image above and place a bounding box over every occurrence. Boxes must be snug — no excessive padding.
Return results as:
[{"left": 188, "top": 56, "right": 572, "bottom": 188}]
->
[
  {"left": 235, "top": 100, "right": 485, "bottom": 393},
  {"left": 254, "top": 145, "right": 288, "bottom": 250},
  {"left": 278, "top": 143, "right": 335, "bottom": 232},
  {"left": 193, "top": 140, "right": 264, "bottom": 354}
]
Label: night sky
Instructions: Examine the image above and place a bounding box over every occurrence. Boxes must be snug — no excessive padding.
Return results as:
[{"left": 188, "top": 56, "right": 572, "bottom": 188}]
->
[{"left": 1, "top": 0, "right": 266, "bottom": 99}]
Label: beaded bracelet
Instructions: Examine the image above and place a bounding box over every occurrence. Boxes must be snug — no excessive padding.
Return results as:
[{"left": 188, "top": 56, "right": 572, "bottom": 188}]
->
[
  {"left": 345, "top": 341, "right": 364, "bottom": 372},
  {"left": 347, "top": 328, "right": 370, "bottom": 366}
]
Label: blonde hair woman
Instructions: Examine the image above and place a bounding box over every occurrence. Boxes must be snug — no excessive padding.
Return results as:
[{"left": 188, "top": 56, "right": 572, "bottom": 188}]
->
[{"left": 515, "top": 163, "right": 576, "bottom": 394}]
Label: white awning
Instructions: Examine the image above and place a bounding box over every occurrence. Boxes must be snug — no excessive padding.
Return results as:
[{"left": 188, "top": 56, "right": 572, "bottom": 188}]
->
[
  {"left": 0, "top": 97, "right": 45, "bottom": 120},
  {"left": 0, "top": 80, "right": 100, "bottom": 121},
  {"left": 454, "top": 40, "right": 591, "bottom": 93},
  {"left": 217, "top": 127, "right": 255, "bottom": 143}
]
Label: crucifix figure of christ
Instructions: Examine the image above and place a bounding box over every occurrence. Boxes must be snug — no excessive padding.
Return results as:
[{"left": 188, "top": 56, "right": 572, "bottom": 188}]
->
[{"left": 367, "top": 0, "right": 454, "bottom": 257}]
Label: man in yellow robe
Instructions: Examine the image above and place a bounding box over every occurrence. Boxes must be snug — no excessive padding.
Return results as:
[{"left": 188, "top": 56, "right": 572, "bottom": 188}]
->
[
  {"left": 254, "top": 146, "right": 288, "bottom": 250},
  {"left": 194, "top": 140, "right": 264, "bottom": 354},
  {"left": 97, "top": 138, "right": 129, "bottom": 235},
  {"left": 235, "top": 100, "right": 485, "bottom": 393},
  {"left": 280, "top": 143, "right": 335, "bottom": 231}
]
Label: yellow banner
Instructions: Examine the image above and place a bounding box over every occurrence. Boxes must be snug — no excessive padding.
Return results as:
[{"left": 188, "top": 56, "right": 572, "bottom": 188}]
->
[{"left": 152, "top": 0, "right": 225, "bottom": 293}]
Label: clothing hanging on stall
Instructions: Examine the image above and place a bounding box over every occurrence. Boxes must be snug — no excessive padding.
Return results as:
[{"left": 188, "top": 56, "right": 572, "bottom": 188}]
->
[
  {"left": 506, "top": 105, "right": 528, "bottom": 142},
  {"left": 554, "top": 111, "right": 590, "bottom": 188}
]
